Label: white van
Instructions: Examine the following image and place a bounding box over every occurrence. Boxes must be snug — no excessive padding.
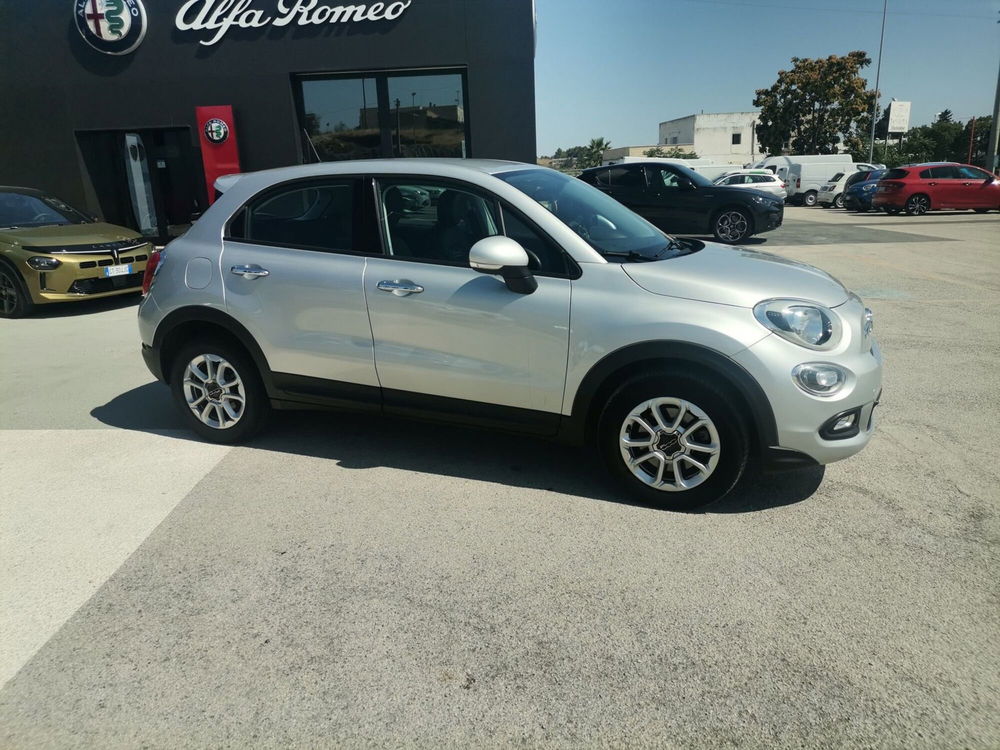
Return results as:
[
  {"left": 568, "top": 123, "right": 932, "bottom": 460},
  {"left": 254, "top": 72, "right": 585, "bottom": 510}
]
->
[{"left": 787, "top": 162, "right": 882, "bottom": 206}]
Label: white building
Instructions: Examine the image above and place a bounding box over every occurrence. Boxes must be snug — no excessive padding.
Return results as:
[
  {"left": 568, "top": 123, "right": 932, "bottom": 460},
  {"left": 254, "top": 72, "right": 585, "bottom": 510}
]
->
[{"left": 658, "top": 112, "right": 766, "bottom": 164}]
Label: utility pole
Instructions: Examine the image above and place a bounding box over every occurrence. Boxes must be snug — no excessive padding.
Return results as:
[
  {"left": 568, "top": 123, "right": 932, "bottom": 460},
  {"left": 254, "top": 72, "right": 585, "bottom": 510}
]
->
[
  {"left": 868, "top": 0, "right": 888, "bottom": 163},
  {"left": 968, "top": 117, "right": 977, "bottom": 165},
  {"left": 986, "top": 54, "right": 1000, "bottom": 173}
]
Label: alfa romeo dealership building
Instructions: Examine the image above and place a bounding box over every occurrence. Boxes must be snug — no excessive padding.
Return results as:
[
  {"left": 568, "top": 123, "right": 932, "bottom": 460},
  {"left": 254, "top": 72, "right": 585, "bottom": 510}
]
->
[{"left": 0, "top": 0, "right": 537, "bottom": 240}]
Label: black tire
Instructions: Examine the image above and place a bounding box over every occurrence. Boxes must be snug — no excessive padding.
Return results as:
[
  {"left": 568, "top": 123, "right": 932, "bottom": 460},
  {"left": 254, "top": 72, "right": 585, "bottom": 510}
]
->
[
  {"left": 712, "top": 208, "right": 753, "bottom": 243},
  {"left": 169, "top": 338, "right": 269, "bottom": 444},
  {"left": 598, "top": 371, "right": 749, "bottom": 511},
  {"left": 833, "top": 194, "right": 844, "bottom": 209},
  {"left": 905, "top": 194, "right": 930, "bottom": 216},
  {"left": 802, "top": 191, "right": 818, "bottom": 207},
  {"left": 0, "top": 264, "right": 34, "bottom": 319},
  {"left": 973, "top": 208, "right": 990, "bottom": 214}
]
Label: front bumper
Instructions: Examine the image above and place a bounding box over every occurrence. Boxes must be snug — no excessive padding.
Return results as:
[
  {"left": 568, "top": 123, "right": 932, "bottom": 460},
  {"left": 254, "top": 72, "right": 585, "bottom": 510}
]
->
[
  {"left": 842, "top": 193, "right": 873, "bottom": 211},
  {"left": 20, "top": 248, "right": 150, "bottom": 304},
  {"left": 732, "top": 302, "right": 883, "bottom": 466},
  {"left": 755, "top": 203, "right": 784, "bottom": 233}
]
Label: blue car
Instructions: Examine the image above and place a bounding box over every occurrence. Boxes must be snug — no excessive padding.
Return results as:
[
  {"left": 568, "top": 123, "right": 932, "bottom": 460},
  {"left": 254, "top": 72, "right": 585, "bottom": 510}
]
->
[{"left": 842, "top": 169, "right": 886, "bottom": 212}]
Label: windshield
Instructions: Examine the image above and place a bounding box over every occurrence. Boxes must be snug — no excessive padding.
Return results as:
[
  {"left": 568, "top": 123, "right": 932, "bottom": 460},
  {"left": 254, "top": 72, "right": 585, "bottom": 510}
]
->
[
  {"left": 0, "top": 191, "right": 91, "bottom": 229},
  {"left": 496, "top": 169, "right": 689, "bottom": 261}
]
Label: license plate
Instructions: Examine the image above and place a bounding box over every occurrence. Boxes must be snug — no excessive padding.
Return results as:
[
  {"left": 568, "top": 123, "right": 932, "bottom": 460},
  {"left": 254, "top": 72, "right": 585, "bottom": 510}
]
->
[{"left": 104, "top": 264, "right": 132, "bottom": 278}]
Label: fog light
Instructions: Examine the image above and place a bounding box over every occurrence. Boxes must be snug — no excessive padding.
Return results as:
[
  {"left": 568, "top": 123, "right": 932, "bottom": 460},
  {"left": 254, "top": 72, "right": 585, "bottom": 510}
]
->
[
  {"left": 26, "top": 256, "right": 61, "bottom": 271},
  {"left": 792, "top": 363, "right": 847, "bottom": 396},
  {"left": 819, "top": 407, "right": 862, "bottom": 440}
]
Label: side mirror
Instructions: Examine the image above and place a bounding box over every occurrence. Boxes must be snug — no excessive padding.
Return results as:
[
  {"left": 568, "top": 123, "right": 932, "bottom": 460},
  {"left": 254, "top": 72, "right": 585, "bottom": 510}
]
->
[
  {"left": 678, "top": 177, "right": 696, "bottom": 190},
  {"left": 469, "top": 236, "right": 537, "bottom": 295}
]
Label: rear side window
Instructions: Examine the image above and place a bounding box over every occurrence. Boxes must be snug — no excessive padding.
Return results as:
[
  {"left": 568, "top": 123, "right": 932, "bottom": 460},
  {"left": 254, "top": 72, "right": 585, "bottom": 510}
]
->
[
  {"left": 928, "top": 166, "right": 959, "bottom": 179},
  {"left": 587, "top": 169, "right": 612, "bottom": 187},
  {"left": 751, "top": 175, "right": 774, "bottom": 183},
  {"left": 608, "top": 166, "right": 645, "bottom": 188},
  {"left": 235, "top": 180, "right": 357, "bottom": 253},
  {"left": 883, "top": 169, "right": 909, "bottom": 180}
]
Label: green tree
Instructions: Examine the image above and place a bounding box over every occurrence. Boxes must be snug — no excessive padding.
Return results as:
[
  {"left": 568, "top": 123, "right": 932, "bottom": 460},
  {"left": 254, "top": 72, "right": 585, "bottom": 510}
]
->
[
  {"left": 644, "top": 146, "right": 699, "bottom": 159},
  {"left": 576, "top": 137, "right": 612, "bottom": 169},
  {"left": 754, "top": 51, "right": 878, "bottom": 155},
  {"left": 936, "top": 109, "right": 953, "bottom": 123}
]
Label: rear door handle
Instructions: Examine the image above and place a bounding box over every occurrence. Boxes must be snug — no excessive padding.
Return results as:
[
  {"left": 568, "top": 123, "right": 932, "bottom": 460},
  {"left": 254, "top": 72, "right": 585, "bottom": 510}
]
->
[
  {"left": 231, "top": 264, "right": 269, "bottom": 279},
  {"left": 377, "top": 279, "right": 424, "bottom": 296}
]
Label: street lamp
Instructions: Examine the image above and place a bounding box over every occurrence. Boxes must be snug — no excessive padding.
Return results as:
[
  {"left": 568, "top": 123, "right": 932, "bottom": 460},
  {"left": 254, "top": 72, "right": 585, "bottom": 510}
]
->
[{"left": 868, "top": 0, "right": 888, "bottom": 163}]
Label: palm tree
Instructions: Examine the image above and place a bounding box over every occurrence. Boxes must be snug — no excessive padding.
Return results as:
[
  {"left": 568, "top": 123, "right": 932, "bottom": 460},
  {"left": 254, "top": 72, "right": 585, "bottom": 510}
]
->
[{"left": 582, "top": 137, "right": 612, "bottom": 168}]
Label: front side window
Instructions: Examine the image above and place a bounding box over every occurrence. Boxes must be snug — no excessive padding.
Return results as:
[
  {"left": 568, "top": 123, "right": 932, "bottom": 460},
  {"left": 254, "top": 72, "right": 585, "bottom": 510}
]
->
[
  {"left": 500, "top": 205, "right": 573, "bottom": 276},
  {"left": 957, "top": 166, "right": 990, "bottom": 180},
  {"left": 0, "top": 191, "right": 90, "bottom": 229},
  {"left": 496, "top": 169, "right": 689, "bottom": 262},
  {"left": 378, "top": 180, "right": 498, "bottom": 266},
  {"left": 239, "top": 181, "right": 356, "bottom": 253},
  {"left": 647, "top": 165, "right": 713, "bottom": 189}
]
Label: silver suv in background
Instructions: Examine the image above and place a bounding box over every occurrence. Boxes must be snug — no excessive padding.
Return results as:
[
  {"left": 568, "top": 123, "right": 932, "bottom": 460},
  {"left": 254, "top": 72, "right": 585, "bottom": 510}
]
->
[{"left": 138, "top": 160, "right": 882, "bottom": 510}]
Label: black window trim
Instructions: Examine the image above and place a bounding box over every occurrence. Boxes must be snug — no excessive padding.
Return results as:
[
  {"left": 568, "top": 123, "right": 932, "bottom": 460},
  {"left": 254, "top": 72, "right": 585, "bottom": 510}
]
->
[
  {"left": 223, "top": 174, "right": 383, "bottom": 258},
  {"left": 370, "top": 174, "right": 582, "bottom": 279}
]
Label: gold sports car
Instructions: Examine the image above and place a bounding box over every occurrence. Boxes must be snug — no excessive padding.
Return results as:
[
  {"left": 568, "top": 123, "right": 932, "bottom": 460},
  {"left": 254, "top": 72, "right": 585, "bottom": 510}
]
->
[{"left": 0, "top": 186, "right": 151, "bottom": 318}]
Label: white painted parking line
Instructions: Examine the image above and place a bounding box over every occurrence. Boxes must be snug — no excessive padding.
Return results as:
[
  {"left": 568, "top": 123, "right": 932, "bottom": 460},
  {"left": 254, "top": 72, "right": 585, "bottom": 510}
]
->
[{"left": 0, "top": 430, "right": 230, "bottom": 687}]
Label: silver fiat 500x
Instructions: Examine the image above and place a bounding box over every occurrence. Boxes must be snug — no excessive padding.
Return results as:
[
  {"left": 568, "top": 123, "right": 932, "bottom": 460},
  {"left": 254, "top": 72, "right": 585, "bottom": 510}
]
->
[{"left": 138, "top": 160, "right": 882, "bottom": 510}]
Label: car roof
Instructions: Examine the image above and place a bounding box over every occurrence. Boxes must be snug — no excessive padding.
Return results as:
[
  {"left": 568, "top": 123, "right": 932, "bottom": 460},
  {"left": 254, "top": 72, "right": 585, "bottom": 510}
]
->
[{"left": 214, "top": 159, "right": 537, "bottom": 194}]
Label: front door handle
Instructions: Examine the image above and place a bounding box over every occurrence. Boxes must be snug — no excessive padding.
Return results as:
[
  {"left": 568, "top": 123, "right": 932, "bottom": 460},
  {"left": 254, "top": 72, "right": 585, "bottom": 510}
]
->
[
  {"left": 377, "top": 279, "right": 424, "bottom": 296},
  {"left": 928, "top": 182, "right": 937, "bottom": 186},
  {"left": 231, "top": 264, "right": 270, "bottom": 279}
]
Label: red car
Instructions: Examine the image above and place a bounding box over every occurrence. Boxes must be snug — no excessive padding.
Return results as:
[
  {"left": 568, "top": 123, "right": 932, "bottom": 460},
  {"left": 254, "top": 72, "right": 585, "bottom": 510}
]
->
[{"left": 872, "top": 162, "right": 1000, "bottom": 215}]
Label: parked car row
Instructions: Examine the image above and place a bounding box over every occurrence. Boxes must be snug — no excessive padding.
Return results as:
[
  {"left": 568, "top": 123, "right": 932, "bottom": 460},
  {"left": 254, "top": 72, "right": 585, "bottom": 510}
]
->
[{"left": 802, "top": 161, "right": 1000, "bottom": 215}]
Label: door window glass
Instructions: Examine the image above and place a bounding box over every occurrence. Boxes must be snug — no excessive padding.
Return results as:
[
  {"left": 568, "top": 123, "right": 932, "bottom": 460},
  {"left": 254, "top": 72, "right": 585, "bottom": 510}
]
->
[
  {"left": 379, "top": 181, "right": 499, "bottom": 266},
  {"left": 929, "top": 166, "right": 959, "bottom": 179},
  {"left": 652, "top": 167, "right": 681, "bottom": 188},
  {"left": 500, "top": 205, "right": 571, "bottom": 276},
  {"left": 612, "top": 167, "right": 645, "bottom": 188},
  {"left": 957, "top": 166, "right": 990, "bottom": 180},
  {"left": 244, "top": 181, "right": 355, "bottom": 253},
  {"left": 591, "top": 169, "right": 614, "bottom": 187}
]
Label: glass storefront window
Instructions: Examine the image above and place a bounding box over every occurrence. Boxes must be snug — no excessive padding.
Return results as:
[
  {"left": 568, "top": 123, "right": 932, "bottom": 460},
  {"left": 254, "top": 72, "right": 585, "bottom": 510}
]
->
[
  {"left": 386, "top": 73, "right": 466, "bottom": 158},
  {"left": 296, "top": 69, "right": 468, "bottom": 162},
  {"left": 300, "top": 77, "right": 380, "bottom": 161}
]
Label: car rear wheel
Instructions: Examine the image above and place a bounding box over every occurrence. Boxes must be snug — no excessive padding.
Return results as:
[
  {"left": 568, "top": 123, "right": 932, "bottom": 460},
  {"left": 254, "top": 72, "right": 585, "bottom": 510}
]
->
[
  {"left": 905, "top": 194, "right": 930, "bottom": 216},
  {"left": 833, "top": 194, "right": 844, "bottom": 209},
  {"left": 598, "top": 372, "right": 748, "bottom": 511},
  {"left": 713, "top": 208, "right": 752, "bottom": 243},
  {"left": 802, "top": 191, "right": 818, "bottom": 207},
  {"left": 973, "top": 208, "right": 990, "bottom": 213},
  {"left": 0, "top": 265, "right": 34, "bottom": 319},
  {"left": 169, "top": 339, "right": 268, "bottom": 444}
]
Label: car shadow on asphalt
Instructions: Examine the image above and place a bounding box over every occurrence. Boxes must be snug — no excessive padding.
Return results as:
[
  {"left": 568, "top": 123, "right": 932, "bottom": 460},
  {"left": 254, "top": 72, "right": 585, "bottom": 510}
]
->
[
  {"left": 28, "top": 293, "right": 140, "bottom": 318},
  {"left": 91, "top": 382, "right": 824, "bottom": 515}
]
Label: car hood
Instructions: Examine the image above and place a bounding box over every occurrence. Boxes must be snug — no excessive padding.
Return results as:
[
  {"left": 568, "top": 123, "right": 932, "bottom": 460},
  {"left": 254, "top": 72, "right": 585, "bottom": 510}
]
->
[
  {"left": 0, "top": 223, "right": 142, "bottom": 247},
  {"left": 623, "top": 242, "right": 849, "bottom": 308}
]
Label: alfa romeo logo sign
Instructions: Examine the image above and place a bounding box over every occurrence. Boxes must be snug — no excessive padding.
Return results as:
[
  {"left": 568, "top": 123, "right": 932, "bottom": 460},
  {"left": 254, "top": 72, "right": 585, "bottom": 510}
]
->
[
  {"left": 75, "top": 0, "right": 148, "bottom": 55},
  {"left": 204, "top": 118, "right": 230, "bottom": 144}
]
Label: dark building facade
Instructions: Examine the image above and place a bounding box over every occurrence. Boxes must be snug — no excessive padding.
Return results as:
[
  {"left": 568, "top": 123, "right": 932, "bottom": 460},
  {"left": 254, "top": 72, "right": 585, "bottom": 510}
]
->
[{"left": 0, "top": 0, "right": 537, "bottom": 238}]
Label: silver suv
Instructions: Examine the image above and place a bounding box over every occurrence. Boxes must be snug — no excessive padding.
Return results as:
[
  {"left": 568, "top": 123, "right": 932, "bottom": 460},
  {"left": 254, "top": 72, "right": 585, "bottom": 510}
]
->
[{"left": 138, "top": 160, "right": 882, "bottom": 510}]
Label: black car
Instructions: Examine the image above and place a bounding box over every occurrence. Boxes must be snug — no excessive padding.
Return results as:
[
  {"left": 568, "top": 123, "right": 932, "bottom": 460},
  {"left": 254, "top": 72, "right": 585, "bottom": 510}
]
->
[{"left": 578, "top": 162, "right": 783, "bottom": 243}]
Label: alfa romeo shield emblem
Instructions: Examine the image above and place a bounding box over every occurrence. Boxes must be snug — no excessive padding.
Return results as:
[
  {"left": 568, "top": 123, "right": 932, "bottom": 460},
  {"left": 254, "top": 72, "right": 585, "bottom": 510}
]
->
[
  {"left": 74, "top": 0, "right": 147, "bottom": 56},
  {"left": 204, "top": 119, "right": 230, "bottom": 145}
]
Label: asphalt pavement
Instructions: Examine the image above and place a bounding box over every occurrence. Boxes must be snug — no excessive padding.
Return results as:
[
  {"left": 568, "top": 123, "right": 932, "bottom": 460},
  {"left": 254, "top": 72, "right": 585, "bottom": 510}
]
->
[{"left": 1, "top": 207, "right": 998, "bottom": 748}]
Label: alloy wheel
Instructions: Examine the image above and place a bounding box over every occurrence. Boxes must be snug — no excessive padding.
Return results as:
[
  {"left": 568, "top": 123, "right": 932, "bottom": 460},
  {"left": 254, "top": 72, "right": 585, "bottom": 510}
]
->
[
  {"left": 182, "top": 353, "right": 247, "bottom": 430},
  {"left": 0, "top": 272, "right": 18, "bottom": 316},
  {"left": 619, "top": 397, "right": 721, "bottom": 492},
  {"left": 715, "top": 211, "right": 749, "bottom": 242},
  {"left": 906, "top": 195, "right": 929, "bottom": 215}
]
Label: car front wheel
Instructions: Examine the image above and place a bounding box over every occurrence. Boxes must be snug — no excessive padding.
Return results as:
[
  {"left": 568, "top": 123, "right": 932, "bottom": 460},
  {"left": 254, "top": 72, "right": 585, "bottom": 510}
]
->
[
  {"left": 713, "top": 209, "right": 752, "bottom": 243},
  {"left": 833, "top": 194, "right": 844, "bottom": 209},
  {"left": 0, "top": 265, "right": 34, "bottom": 319},
  {"left": 802, "top": 191, "right": 818, "bottom": 207},
  {"left": 599, "top": 372, "right": 748, "bottom": 510},
  {"left": 169, "top": 340, "right": 268, "bottom": 443}
]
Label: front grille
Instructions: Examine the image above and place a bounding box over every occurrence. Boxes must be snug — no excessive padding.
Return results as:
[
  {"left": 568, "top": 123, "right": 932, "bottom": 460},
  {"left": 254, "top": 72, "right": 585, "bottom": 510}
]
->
[
  {"left": 68, "top": 272, "right": 144, "bottom": 295},
  {"left": 78, "top": 254, "right": 146, "bottom": 270}
]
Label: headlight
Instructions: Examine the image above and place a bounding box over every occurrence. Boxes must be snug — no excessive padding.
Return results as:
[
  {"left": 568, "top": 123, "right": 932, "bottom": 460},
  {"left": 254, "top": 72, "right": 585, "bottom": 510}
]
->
[
  {"left": 753, "top": 298, "right": 842, "bottom": 350},
  {"left": 861, "top": 184, "right": 877, "bottom": 192},
  {"left": 751, "top": 195, "right": 764, "bottom": 204},
  {"left": 792, "top": 363, "right": 848, "bottom": 396},
  {"left": 26, "top": 256, "right": 61, "bottom": 271}
]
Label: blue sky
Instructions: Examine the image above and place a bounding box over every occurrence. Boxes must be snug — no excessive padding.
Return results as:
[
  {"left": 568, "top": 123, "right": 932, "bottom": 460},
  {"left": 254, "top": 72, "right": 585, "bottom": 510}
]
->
[{"left": 534, "top": 0, "right": 1000, "bottom": 155}]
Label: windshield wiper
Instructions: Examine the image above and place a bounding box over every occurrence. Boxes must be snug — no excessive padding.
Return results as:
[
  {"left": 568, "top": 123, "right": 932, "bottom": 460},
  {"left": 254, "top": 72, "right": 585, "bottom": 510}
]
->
[{"left": 601, "top": 250, "right": 654, "bottom": 262}]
